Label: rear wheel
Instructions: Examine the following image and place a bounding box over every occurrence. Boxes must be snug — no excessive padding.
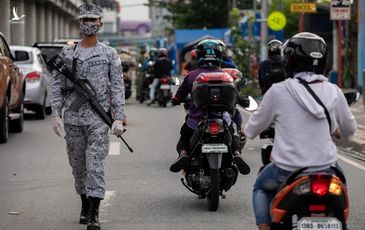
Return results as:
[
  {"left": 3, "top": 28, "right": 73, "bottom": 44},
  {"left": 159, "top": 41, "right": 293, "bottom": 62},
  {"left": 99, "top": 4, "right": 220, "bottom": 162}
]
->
[
  {"left": 207, "top": 169, "right": 220, "bottom": 211},
  {"left": 0, "top": 97, "right": 9, "bottom": 144}
]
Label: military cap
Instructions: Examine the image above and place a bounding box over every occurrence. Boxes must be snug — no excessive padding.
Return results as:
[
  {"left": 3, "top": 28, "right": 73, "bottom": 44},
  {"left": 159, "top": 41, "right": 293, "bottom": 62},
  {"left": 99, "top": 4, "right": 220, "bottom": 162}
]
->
[{"left": 78, "top": 3, "right": 103, "bottom": 19}]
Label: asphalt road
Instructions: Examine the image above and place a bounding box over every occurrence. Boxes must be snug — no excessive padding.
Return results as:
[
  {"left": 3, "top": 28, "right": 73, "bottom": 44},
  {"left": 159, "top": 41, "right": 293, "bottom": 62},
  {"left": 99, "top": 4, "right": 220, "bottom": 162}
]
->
[{"left": 0, "top": 97, "right": 364, "bottom": 230}]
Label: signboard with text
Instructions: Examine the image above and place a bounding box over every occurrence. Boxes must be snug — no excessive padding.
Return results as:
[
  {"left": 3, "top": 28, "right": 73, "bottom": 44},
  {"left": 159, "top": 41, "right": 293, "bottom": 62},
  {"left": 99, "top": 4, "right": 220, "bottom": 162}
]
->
[
  {"left": 330, "top": 0, "right": 351, "bottom": 20},
  {"left": 290, "top": 3, "right": 317, "bottom": 13}
]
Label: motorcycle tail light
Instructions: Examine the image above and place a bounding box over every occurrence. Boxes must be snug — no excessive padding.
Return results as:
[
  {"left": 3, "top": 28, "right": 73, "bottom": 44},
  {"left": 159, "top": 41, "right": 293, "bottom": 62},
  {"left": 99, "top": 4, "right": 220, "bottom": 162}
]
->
[
  {"left": 160, "top": 77, "right": 169, "bottom": 84},
  {"left": 311, "top": 176, "right": 330, "bottom": 196},
  {"left": 293, "top": 180, "right": 311, "bottom": 195},
  {"left": 329, "top": 178, "right": 342, "bottom": 195},
  {"left": 208, "top": 122, "right": 222, "bottom": 135},
  {"left": 26, "top": 71, "right": 41, "bottom": 81}
]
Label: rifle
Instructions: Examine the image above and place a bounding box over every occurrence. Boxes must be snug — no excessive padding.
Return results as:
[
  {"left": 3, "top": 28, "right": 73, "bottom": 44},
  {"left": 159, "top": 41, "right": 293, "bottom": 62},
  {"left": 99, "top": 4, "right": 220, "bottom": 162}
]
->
[{"left": 47, "top": 54, "right": 133, "bottom": 153}]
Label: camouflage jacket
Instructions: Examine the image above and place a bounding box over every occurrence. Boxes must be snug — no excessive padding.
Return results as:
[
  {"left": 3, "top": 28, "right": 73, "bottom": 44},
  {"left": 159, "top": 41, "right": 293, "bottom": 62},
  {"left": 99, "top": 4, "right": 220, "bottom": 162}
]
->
[{"left": 50, "top": 41, "right": 125, "bottom": 125}]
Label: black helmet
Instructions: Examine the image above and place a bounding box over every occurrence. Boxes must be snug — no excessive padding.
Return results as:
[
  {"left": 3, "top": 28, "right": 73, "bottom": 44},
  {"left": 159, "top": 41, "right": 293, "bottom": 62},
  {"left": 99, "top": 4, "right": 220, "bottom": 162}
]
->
[
  {"left": 196, "top": 39, "right": 224, "bottom": 66},
  {"left": 283, "top": 32, "right": 327, "bottom": 76},
  {"left": 267, "top": 39, "right": 282, "bottom": 56},
  {"left": 149, "top": 48, "right": 158, "bottom": 59}
]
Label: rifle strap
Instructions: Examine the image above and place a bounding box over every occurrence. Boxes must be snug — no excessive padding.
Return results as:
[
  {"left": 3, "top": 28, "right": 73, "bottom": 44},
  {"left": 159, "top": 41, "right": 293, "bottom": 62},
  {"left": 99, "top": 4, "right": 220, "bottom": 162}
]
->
[{"left": 298, "top": 78, "right": 332, "bottom": 133}]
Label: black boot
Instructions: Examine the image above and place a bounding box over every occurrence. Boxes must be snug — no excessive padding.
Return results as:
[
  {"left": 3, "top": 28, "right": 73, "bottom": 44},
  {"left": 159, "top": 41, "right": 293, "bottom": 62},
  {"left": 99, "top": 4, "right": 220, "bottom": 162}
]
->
[
  {"left": 87, "top": 197, "right": 101, "bottom": 230},
  {"left": 79, "top": 194, "right": 89, "bottom": 224}
]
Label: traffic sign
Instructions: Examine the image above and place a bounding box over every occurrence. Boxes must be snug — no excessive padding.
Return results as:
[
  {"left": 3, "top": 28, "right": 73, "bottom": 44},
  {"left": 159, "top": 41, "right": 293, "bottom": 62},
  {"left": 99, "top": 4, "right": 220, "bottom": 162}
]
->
[
  {"left": 267, "top": 11, "right": 286, "bottom": 31},
  {"left": 290, "top": 3, "right": 317, "bottom": 13},
  {"left": 330, "top": 0, "right": 351, "bottom": 20}
]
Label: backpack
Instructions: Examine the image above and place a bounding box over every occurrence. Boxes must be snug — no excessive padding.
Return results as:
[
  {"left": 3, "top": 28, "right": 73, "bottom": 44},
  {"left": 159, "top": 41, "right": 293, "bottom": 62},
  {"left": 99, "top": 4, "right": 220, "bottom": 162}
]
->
[{"left": 266, "top": 56, "right": 286, "bottom": 83}]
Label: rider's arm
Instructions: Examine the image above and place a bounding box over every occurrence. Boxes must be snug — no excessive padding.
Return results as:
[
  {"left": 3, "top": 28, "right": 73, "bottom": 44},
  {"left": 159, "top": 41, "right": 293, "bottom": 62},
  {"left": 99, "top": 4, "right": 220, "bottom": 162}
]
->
[
  {"left": 334, "top": 88, "right": 357, "bottom": 139},
  {"left": 173, "top": 73, "right": 191, "bottom": 102},
  {"left": 243, "top": 86, "right": 276, "bottom": 139}
]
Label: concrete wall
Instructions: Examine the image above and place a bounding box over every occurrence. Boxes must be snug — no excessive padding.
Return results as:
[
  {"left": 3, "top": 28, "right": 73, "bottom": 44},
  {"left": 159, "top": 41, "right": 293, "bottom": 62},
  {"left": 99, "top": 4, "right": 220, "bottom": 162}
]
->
[{"left": 1, "top": 0, "right": 80, "bottom": 46}]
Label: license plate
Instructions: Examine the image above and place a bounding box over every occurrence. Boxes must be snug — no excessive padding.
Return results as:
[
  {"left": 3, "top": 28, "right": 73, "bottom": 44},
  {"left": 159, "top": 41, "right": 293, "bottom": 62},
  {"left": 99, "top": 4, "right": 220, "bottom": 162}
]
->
[
  {"left": 160, "top": 84, "right": 170, "bottom": 90},
  {"left": 201, "top": 144, "right": 228, "bottom": 153},
  {"left": 298, "top": 217, "right": 342, "bottom": 230}
]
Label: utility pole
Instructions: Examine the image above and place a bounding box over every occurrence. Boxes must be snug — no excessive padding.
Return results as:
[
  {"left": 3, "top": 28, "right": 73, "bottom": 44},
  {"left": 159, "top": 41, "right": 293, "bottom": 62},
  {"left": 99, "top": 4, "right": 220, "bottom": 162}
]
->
[{"left": 260, "top": 0, "right": 268, "bottom": 61}]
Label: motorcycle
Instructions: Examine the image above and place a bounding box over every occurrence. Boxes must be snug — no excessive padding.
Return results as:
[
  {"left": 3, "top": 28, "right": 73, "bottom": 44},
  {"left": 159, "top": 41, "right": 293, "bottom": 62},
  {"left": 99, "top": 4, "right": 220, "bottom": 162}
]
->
[
  {"left": 139, "top": 60, "right": 154, "bottom": 103},
  {"left": 121, "top": 61, "right": 132, "bottom": 100},
  {"left": 179, "top": 71, "right": 258, "bottom": 211},
  {"left": 259, "top": 90, "right": 360, "bottom": 230},
  {"left": 154, "top": 76, "right": 173, "bottom": 107}
]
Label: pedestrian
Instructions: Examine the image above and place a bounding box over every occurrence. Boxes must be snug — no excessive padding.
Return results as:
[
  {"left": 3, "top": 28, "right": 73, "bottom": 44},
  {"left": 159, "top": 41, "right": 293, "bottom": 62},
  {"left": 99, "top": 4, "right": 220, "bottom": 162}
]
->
[
  {"left": 242, "top": 32, "right": 357, "bottom": 230},
  {"left": 49, "top": 3, "right": 125, "bottom": 230}
]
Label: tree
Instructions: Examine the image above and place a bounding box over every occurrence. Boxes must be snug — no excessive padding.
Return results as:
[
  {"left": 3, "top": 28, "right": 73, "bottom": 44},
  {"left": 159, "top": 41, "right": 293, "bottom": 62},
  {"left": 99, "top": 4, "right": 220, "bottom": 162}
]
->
[{"left": 148, "top": 0, "right": 230, "bottom": 30}]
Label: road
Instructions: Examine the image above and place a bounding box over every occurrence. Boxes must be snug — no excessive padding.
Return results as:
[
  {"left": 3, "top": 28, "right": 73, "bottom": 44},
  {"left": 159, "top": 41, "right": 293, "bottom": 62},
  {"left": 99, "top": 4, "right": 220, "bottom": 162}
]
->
[{"left": 0, "top": 97, "right": 364, "bottom": 230}]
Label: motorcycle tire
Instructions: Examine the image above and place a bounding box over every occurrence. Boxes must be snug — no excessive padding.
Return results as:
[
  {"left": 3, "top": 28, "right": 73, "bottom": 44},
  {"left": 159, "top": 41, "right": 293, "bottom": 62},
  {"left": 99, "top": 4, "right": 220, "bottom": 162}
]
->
[{"left": 207, "top": 169, "right": 220, "bottom": 211}]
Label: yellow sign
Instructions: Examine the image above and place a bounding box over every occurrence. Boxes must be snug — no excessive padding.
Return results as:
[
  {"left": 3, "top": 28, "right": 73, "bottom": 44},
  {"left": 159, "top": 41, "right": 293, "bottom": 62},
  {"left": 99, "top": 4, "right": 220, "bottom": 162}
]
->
[
  {"left": 267, "top": 11, "right": 287, "bottom": 31},
  {"left": 290, "top": 3, "right": 317, "bottom": 13}
]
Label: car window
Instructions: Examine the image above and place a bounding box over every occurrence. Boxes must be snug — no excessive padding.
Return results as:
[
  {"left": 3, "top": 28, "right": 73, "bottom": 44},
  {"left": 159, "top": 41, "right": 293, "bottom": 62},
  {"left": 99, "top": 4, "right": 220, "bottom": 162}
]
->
[
  {"left": 38, "top": 47, "right": 63, "bottom": 62},
  {"left": 0, "top": 38, "right": 5, "bottom": 57},
  {"left": 0, "top": 37, "right": 11, "bottom": 58},
  {"left": 13, "top": 50, "right": 31, "bottom": 63}
]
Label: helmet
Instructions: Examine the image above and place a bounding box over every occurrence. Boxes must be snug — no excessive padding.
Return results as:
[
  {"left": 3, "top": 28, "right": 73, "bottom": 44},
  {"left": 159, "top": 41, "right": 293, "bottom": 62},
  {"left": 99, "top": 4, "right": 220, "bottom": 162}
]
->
[
  {"left": 149, "top": 48, "right": 158, "bottom": 59},
  {"left": 267, "top": 39, "right": 282, "bottom": 56},
  {"left": 283, "top": 32, "right": 327, "bottom": 76},
  {"left": 157, "top": 48, "right": 168, "bottom": 57},
  {"left": 196, "top": 39, "right": 224, "bottom": 66}
]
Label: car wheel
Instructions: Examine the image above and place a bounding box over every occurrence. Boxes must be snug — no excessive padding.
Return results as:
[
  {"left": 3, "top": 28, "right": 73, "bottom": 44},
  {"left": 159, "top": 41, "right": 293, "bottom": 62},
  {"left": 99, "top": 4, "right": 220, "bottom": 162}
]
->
[
  {"left": 10, "top": 95, "right": 24, "bottom": 133},
  {"left": 35, "top": 95, "right": 46, "bottom": 120},
  {"left": 0, "top": 97, "right": 9, "bottom": 144}
]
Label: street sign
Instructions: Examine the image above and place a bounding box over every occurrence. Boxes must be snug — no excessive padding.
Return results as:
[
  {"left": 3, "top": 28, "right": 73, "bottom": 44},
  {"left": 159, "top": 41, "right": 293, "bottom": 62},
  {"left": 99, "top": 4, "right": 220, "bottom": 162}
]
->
[
  {"left": 290, "top": 3, "right": 317, "bottom": 13},
  {"left": 330, "top": 0, "right": 351, "bottom": 20},
  {"left": 267, "top": 11, "right": 286, "bottom": 31}
]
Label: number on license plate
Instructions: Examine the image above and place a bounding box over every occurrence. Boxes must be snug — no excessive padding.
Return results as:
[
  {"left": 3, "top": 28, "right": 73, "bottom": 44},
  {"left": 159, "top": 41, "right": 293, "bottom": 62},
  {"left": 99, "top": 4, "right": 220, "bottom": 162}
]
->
[
  {"left": 160, "top": 84, "right": 170, "bottom": 90},
  {"left": 298, "top": 217, "right": 342, "bottom": 230},
  {"left": 201, "top": 144, "right": 228, "bottom": 153}
]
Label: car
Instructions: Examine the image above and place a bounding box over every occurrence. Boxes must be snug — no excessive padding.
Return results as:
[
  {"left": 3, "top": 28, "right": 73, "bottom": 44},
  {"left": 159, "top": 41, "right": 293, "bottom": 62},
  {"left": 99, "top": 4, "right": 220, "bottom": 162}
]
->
[
  {"left": 10, "top": 46, "right": 52, "bottom": 119},
  {"left": 0, "top": 32, "right": 26, "bottom": 143},
  {"left": 32, "top": 42, "right": 70, "bottom": 63}
]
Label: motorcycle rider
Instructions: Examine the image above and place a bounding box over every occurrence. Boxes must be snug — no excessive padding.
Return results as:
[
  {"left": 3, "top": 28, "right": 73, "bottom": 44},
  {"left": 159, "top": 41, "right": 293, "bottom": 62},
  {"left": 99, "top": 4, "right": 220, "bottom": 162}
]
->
[
  {"left": 169, "top": 39, "right": 250, "bottom": 175},
  {"left": 147, "top": 48, "right": 173, "bottom": 106},
  {"left": 241, "top": 32, "right": 357, "bottom": 230},
  {"left": 258, "top": 39, "right": 286, "bottom": 95}
]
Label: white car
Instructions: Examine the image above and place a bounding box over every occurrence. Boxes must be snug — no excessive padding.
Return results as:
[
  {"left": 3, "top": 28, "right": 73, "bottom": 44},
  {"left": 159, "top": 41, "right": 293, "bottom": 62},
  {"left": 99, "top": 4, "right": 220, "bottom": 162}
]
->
[{"left": 10, "top": 46, "right": 51, "bottom": 119}]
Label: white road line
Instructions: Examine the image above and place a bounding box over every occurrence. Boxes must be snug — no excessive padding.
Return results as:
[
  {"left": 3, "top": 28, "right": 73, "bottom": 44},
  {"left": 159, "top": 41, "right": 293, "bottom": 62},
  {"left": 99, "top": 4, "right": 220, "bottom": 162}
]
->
[
  {"left": 109, "top": 142, "right": 121, "bottom": 155},
  {"left": 338, "top": 155, "right": 365, "bottom": 172}
]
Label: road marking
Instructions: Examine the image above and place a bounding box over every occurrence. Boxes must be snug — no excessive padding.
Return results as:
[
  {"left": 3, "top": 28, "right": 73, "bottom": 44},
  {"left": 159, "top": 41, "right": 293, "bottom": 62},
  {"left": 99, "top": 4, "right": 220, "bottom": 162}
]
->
[
  {"left": 109, "top": 142, "right": 121, "bottom": 155},
  {"left": 338, "top": 155, "right": 365, "bottom": 172}
]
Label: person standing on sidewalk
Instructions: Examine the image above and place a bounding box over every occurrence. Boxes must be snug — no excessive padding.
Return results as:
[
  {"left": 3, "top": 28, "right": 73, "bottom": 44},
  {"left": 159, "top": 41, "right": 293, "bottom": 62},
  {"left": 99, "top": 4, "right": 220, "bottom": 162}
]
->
[{"left": 50, "top": 4, "right": 125, "bottom": 230}]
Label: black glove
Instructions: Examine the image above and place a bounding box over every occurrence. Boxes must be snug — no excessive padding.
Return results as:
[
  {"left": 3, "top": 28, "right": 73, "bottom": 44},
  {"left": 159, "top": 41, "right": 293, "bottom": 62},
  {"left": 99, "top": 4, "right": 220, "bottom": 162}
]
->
[
  {"left": 237, "top": 95, "right": 250, "bottom": 108},
  {"left": 171, "top": 97, "right": 180, "bottom": 106}
]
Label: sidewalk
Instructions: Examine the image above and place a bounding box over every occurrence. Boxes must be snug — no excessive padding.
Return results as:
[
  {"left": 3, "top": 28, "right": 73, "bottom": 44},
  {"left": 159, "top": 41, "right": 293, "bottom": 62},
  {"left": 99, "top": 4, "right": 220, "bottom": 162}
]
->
[{"left": 334, "top": 97, "right": 365, "bottom": 154}]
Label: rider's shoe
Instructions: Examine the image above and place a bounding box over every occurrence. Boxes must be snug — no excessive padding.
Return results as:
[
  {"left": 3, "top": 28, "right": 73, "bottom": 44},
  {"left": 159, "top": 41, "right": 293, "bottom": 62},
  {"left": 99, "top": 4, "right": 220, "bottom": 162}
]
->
[
  {"left": 233, "top": 155, "right": 250, "bottom": 175},
  {"left": 170, "top": 155, "right": 190, "bottom": 173}
]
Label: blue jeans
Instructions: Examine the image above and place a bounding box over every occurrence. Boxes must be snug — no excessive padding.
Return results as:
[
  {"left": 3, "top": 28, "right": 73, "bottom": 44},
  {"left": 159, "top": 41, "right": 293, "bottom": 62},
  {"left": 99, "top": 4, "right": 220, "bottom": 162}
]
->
[{"left": 252, "top": 162, "right": 342, "bottom": 225}]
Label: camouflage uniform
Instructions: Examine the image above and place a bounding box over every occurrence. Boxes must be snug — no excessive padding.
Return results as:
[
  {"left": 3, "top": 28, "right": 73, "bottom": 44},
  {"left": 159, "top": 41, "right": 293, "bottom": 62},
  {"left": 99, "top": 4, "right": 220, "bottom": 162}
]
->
[{"left": 50, "top": 42, "right": 125, "bottom": 199}]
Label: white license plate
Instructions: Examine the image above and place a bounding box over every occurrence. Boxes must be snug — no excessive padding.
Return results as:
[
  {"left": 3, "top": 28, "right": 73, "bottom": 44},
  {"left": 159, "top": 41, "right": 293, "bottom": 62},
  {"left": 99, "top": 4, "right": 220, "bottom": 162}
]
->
[
  {"left": 298, "top": 217, "right": 342, "bottom": 230},
  {"left": 160, "top": 84, "right": 170, "bottom": 90},
  {"left": 201, "top": 144, "right": 228, "bottom": 153}
]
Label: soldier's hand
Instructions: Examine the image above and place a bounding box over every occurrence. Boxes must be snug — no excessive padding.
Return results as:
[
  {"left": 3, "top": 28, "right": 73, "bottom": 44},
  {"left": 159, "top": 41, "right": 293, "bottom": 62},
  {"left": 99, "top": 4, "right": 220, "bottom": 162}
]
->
[
  {"left": 111, "top": 120, "right": 124, "bottom": 136},
  {"left": 52, "top": 116, "right": 65, "bottom": 138}
]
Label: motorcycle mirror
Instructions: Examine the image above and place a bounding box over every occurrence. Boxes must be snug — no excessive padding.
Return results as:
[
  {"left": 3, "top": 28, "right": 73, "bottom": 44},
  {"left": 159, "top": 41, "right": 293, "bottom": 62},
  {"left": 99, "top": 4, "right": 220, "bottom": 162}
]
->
[
  {"left": 138, "top": 63, "right": 142, "bottom": 68},
  {"left": 245, "top": 96, "right": 259, "bottom": 112},
  {"left": 342, "top": 89, "right": 360, "bottom": 106},
  {"left": 171, "top": 76, "right": 181, "bottom": 86}
]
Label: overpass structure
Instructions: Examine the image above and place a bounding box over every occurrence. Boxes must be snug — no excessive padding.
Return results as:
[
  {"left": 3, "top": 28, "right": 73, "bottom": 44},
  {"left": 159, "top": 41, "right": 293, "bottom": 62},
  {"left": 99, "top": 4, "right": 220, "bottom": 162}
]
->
[{"left": 0, "top": 0, "right": 82, "bottom": 46}]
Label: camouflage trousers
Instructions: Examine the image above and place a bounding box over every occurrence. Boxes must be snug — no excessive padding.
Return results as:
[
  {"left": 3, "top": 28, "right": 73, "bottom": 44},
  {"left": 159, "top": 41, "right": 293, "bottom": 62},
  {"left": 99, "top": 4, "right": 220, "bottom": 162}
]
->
[{"left": 64, "top": 123, "right": 109, "bottom": 199}]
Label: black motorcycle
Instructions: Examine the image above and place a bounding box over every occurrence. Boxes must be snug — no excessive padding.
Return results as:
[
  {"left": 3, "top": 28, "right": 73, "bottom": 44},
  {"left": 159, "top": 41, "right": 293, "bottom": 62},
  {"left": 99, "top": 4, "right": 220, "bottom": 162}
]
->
[
  {"left": 121, "top": 61, "right": 132, "bottom": 100},
  {"left": 180, "top": 72, "right": 257, "bottom": 211}
]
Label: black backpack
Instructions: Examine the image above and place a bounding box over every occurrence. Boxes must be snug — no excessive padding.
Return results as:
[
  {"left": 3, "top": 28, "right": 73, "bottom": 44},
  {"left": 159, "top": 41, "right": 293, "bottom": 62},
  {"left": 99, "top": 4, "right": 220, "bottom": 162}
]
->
[{"left": 265, "top": 55, "right": 286, "bottom": 85}]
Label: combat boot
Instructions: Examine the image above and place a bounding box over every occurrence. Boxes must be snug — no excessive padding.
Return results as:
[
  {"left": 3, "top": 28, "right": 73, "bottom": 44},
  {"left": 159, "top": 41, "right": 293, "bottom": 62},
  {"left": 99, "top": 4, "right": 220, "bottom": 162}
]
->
[
  {"left": 87, "top": 197, "right": 101, "bottom": 230},
  {"left": 79, "top": 194, "right": 89, "bottom": 224}
]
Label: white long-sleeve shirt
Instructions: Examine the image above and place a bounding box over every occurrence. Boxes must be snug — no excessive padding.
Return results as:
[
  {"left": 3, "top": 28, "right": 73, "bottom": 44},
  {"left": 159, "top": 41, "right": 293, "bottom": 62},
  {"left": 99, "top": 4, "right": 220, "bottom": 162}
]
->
[{"left": 244, "top": 72, "right": 357, "bottom": 171}]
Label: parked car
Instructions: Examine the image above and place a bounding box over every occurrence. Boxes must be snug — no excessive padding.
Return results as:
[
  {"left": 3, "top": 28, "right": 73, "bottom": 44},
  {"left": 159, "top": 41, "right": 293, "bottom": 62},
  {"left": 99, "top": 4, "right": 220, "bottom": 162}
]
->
[
  {"left": 33, "top": 40, "right": 79, "bottom": 63},
  {"left": 0, "top": 32, "right": 26, "bottom": 143},
  {"left": 10, "top": 46, "right": 52, "bottom": 119}
]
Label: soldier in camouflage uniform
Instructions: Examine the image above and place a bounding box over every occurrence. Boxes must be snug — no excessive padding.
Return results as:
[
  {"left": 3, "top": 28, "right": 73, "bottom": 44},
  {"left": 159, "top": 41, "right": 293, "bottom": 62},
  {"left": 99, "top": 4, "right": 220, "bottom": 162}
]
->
[{"left": 50, "top": 4, "right": 125, "bottom": 230}]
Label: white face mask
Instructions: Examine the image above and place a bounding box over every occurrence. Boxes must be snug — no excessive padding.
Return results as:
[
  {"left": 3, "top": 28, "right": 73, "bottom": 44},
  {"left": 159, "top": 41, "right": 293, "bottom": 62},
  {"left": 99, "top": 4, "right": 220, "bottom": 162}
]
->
[{"left": 79, "top": 22, "right": 101, "bottom": 36}]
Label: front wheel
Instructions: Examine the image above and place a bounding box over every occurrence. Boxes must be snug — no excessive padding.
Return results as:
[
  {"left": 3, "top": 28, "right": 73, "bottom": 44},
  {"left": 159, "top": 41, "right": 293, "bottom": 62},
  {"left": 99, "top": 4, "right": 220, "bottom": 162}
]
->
[{"left": 207, "top": 169, "right": 220, "bottom": 211}]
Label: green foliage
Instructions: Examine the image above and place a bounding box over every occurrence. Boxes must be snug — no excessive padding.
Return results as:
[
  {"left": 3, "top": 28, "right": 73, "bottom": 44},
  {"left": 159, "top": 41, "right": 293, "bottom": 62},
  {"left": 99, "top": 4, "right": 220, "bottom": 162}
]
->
[{"left": 148, "top": 0, "right": 230, "bottom": 30}]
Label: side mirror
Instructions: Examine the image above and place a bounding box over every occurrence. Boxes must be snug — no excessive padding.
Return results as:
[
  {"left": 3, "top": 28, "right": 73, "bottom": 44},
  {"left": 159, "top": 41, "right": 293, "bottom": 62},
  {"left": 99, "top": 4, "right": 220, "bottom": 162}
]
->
[
  {"left": 342, "top": 89, "right": 360, "bottom": 106},
  {"left": 170, "top": 76, "right": 181, "bottom": 86},
  {"left": 237, "top": 95, "right": 258, "bottom": 112}
]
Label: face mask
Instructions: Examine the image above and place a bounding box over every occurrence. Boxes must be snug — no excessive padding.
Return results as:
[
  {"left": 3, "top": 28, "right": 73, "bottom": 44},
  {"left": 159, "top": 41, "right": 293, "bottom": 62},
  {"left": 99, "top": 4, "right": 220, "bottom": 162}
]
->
[{"left": 80, "top": 22, "right": 101, "bottom": 36}]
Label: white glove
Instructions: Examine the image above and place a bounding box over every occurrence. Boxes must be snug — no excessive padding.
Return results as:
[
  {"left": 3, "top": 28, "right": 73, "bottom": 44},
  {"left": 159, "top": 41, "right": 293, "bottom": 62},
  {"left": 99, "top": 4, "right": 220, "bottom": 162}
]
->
[
  {"left": 111, "top": 120, "right": 124, "bottom": 136},
  {"left": 52, "top": 116, "right": 65, "bottom": 138}
]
